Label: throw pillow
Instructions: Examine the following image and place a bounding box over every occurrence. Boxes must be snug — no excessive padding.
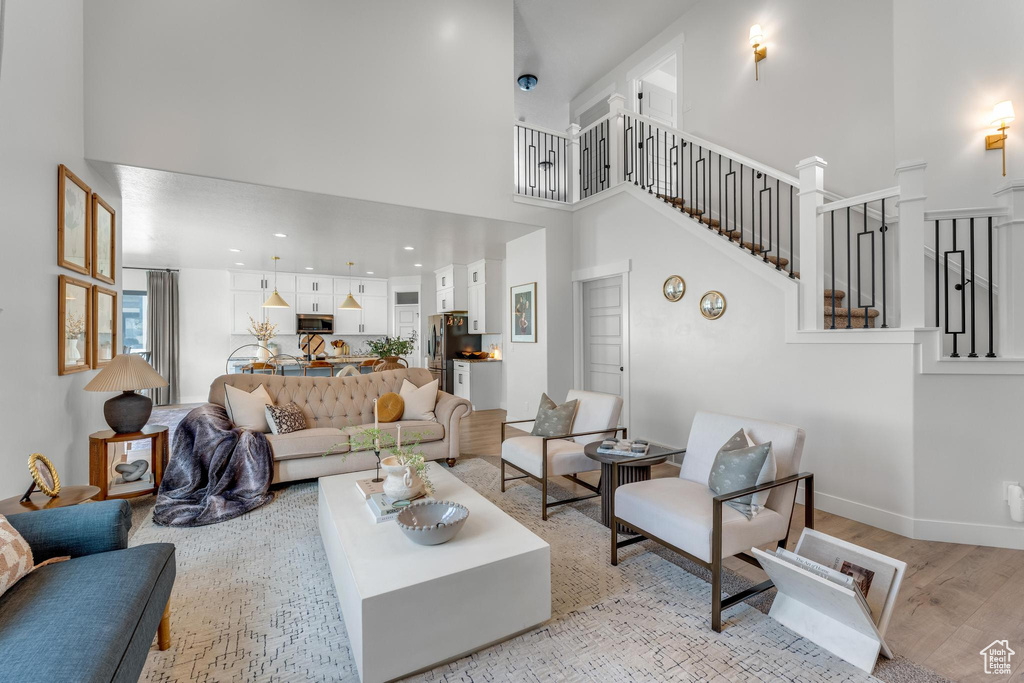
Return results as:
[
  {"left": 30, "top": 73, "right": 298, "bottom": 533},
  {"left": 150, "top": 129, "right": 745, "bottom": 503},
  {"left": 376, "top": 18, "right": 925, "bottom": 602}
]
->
[
  {"left": 265, "top": 402, "right": 307, "bottom": 435},
  {"left": 399, "top": 379, "right": 438, "bottom": 421},
  {"left": 707, "top": 429, "right": 776, "bottom": 520},
  {"left": 530, "top": 393, "right": 578, "bottom": 437},
  {"left": 377, "top": 392, "right": 405, "bottom": 423},
  {"left": 0, "top": 515, "right": 33, "bottom": 600},
  {"left": 224, "top": 383, "right": 274, "bottom": 433}
]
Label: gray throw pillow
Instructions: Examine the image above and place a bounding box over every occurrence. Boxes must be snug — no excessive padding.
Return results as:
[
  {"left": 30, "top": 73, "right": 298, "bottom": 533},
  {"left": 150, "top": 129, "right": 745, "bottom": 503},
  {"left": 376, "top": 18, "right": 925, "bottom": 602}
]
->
[
  {"left": 530, "top": 393, "right": 578, "bottom": 437},
  {"left": 708, "top": 429, "right": 776, "bottom": 520}
]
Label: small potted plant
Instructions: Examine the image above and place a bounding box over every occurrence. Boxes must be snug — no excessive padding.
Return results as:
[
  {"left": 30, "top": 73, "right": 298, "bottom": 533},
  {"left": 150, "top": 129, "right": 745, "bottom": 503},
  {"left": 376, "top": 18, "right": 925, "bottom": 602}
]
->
[
  {"left": 329, "top": 427, "right": 435, "bottom": 499},
  {"left": 247, "top": 316, "right": 278, "bottom": 362},
  {"left": 364, "top": 332, "right": 416, "bottom": 372}
]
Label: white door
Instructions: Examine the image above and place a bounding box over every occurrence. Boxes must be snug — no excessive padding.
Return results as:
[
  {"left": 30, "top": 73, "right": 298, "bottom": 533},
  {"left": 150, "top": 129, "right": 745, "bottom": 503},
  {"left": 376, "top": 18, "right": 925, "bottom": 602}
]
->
[
  {"left": 639, "top": 80, "right": 676, "bottom": 127},
  {"left": 582, "top": 276, "right": 627, "bottom": 425},
  {"left": 394, "top": 304, "right": 419, "bottom": 367}
]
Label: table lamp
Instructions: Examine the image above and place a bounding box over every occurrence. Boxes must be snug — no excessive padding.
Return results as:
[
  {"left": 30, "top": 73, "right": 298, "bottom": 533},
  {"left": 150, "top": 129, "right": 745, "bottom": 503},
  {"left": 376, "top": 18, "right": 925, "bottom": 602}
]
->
[{"left": 84, "top": 354, "right": 169, "bottom": 433}]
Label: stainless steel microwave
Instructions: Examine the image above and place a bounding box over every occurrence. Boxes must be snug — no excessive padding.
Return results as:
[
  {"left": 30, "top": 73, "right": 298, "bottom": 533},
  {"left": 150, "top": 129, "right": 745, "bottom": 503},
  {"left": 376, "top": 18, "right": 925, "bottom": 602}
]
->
[{"left": 296, "top": 314, "right": 334, "bottom": 334}]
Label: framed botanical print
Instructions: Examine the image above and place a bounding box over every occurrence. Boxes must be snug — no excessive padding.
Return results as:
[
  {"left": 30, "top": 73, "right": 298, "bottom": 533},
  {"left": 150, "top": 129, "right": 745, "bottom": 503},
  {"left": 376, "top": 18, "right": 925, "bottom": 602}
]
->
[
  {"left": 92, "top": 194, "right": 116, "bottom": 284},
  {"left": 93, "top": 285, "right": 118, "bottom": 368},
  {"left": 511, "top": 282, "right": 537, "bottom": 343},
  {"left": 58, "top": 164, "right": 92, "bottom": 275},
  {"left": 59, "top": 275, "right": 93, "bottom": 375}
]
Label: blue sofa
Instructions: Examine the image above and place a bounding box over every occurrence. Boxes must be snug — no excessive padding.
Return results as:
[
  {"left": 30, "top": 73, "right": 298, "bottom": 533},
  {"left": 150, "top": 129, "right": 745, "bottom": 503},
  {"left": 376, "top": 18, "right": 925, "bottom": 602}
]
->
[{"left": 0, "top": 500, "right": 175, "bottom": 683}]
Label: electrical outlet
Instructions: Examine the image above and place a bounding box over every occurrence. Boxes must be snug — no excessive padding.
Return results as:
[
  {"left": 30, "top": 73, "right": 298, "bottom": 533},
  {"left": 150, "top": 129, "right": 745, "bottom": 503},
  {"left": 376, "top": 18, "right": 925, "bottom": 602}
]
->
[{"left": 1004, "top": 481, "right": 1020, "bottom": 501}]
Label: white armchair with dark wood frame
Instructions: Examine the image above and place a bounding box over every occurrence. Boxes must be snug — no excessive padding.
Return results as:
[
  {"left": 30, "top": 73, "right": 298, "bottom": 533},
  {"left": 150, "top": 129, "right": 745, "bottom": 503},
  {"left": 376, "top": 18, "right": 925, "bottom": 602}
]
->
[
  {"left": 610, "top": 411, "right": 814, "bottom": 632},
  {"left": 500, "top": 390, "right": 624, "bottom": 520}
]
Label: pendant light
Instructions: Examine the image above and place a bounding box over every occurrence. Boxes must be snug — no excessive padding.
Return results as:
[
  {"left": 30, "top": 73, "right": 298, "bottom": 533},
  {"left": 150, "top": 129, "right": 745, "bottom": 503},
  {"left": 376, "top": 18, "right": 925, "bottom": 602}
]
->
[
  {"left": 262, "top": 256, "right": 290, "bottom": 308},
  {"left": 338, "top": 261, "right": 362, "bottom": 311}
]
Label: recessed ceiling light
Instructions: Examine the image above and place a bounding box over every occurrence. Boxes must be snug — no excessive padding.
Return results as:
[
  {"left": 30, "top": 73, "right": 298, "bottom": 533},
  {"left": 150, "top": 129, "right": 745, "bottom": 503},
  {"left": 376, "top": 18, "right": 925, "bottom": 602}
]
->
[
  {"left": 414, "top": 263, "right": 423, "bottom": 267},
  {"left": 235, "top": 262, "right": 245, "bottom": 266},
  {"left": 274, "top": 233, "right": 287, "bottom": 238},
  {"left": 366, "top": 271, "right": 374, "bottom": 275},
  {"left": 305, "top": 266, "right": 314, "bottom": 270},
  {"left": 229, "top": 248, "right": 241, "bottom": 253},
  {"left": 404, "top": 246, "right": 414, "bottom": 251}
]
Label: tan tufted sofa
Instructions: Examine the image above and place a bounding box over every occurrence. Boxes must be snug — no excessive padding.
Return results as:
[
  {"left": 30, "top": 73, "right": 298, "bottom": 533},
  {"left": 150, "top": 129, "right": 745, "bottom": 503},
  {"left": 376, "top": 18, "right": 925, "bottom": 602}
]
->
[{"left": 208, "top": 368, "right": 472, "bottom": 484}]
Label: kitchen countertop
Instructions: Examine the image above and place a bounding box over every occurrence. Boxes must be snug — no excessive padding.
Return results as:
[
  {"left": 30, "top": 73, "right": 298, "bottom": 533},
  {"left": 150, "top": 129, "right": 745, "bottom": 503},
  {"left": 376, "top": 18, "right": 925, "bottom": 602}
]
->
[
  {"left": 454, "top": 358, "right": 502, "bottom": 363},
  {"left": 230, "top": 355, "right": 375, "bottom": 365}
]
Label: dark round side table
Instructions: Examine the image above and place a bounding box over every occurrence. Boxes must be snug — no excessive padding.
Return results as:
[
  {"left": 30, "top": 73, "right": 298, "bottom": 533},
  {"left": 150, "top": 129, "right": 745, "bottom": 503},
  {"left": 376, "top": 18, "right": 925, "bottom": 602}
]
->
[
  {"left": 0, "top": 485, "right": 101, "bottom": 517},
  {"left": 584, "top": 441, "right": 684, "bottom": 529}
]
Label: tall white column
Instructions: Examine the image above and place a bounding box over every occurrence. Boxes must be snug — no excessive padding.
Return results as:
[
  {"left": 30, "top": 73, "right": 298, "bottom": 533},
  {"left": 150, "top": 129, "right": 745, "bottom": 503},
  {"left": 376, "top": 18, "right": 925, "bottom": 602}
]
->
[
  {"left": 796, "top": 157, "right": 827, "bottom": 330},
  {"left": 994, "top": 179, "right": 1024, "bottom": 357},
  {"left": 894, "top": 161, "right": 927, "bottom": 329},
  {"left": 606, "top": 93, "right": 626, "bottom": 188},
  {"left": 566, "top": 123, "right": 581, "bottom": 204}
]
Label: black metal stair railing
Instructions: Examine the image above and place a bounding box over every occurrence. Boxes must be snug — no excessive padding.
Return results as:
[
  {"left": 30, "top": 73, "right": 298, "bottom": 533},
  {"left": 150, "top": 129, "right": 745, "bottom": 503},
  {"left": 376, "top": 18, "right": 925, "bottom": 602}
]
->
[
  {"left": 622, "top": 112, "right": 799, "bottom": 279},
  {"left": 513, "top": 124, "right": 569, "bottom": 203},
  {"left": 579, "top": 118, "right": 610, "bottom": 200}
]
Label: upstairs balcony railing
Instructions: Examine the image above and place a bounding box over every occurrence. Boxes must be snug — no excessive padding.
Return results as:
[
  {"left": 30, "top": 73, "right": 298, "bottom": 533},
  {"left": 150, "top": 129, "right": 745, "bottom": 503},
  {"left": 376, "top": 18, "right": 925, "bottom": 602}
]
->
[{"left": 512, "top": 95, "right": 1023, "bottom": 360}]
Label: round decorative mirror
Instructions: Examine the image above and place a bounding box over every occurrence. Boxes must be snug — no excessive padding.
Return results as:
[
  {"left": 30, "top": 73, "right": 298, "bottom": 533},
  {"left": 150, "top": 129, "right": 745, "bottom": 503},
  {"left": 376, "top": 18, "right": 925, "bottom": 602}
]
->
[
  {"left": 28, "top": 453, "right": 61, "bottom": 498},
  {"left": 663, "top": 275, "right": 686, "bottom": 302},
  {"left": 699, "top": 291, "right": 727, "bottom": 320}
]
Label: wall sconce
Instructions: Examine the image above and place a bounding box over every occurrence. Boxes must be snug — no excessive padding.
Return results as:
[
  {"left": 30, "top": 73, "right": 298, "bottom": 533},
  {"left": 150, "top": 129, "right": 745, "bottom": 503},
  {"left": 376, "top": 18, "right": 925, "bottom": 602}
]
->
[
  {"left": 986, "top": 100, "right": 1015, "bottom": 176},
  {"left": 749, "top": 24, "right": 767, "bottom": 81}
]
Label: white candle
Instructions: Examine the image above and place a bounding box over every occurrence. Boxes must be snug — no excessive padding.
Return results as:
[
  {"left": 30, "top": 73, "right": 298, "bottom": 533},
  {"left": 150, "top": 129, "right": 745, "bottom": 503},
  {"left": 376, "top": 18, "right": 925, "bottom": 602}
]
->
[
  {"left": 397, "top": 424, "right": 402, "bottom": 449},
  {"left": 373, "top": 398, "right": 380, "bottom": 450}
]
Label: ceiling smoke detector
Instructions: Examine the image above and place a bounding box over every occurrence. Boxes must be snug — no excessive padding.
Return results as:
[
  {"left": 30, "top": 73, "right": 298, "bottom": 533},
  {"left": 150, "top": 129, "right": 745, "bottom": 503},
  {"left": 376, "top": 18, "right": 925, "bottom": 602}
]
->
[{"left": 517, "top": 74, "right": 538, "bottom": 91}]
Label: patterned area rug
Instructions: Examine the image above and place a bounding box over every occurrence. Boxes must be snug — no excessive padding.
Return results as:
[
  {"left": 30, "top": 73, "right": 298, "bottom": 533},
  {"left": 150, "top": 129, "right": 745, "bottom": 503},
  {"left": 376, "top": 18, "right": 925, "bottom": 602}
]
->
[{"left": 131, "top": 458, "right": 946, "bottom": 682}]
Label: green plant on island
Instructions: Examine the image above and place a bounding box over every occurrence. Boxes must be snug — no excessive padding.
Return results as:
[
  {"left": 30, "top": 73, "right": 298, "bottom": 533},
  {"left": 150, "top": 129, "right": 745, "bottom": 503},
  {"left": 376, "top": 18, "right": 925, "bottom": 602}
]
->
[
  {"left": 325, "top": 426, "right": 434, "bottom": 495},
  {"left": 364, "top": 332, "right": 417, "bottom": 359}
]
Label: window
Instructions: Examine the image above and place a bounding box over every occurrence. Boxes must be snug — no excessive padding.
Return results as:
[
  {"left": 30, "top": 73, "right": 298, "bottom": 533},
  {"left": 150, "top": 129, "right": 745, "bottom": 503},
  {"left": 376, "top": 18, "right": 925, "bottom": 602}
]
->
[{"left": 122, "top": 289, "right": 147, "bottom": 352}]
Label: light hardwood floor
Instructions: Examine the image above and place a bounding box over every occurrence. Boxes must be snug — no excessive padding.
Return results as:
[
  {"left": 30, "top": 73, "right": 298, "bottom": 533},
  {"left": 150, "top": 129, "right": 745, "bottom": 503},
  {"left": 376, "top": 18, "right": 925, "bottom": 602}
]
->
[{"left": 461, "top": 409, "right": 1024, "bottom": 682}]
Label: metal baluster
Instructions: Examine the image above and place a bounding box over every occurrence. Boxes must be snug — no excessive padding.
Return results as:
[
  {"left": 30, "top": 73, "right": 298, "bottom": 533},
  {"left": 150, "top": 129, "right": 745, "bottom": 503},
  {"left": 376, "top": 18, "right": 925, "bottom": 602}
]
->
[
  {"left": 880, "top": 197, "right": 888, "bottom": 327},
  {"left": 739, "top": 164, "right": 744, "bottom": 249},
  {"left": 830, "top": 211, "right": 837, "bottom": 329},
  {"left": 751, "top": 168, "right": 757, "bottom": 257},
  {"left": 847, "top": 206, "right": 852, "bottom": 329},
  {"left": 789, "top": 184, "right": 795, "bottom": 278},
  {"left": 969, "top": 217, "right": 977, "bottom": 357},
  {"left": 934, "top": 219, "right": 940, "bottom": 327},
  {"left": 950, "top": 219, "right": 959, "bottom": 357},
  {"left": 861, "top": 202, "right": 870, "bottom": 328},
  {"left": 718, "top": 154, "right": 724, "bottom": 235},
  {"left": 775, "top": 178, "right": 781, "bottom": 269},
  {"left": 987, "top": 216, "right": 996, "bottom": 357}
]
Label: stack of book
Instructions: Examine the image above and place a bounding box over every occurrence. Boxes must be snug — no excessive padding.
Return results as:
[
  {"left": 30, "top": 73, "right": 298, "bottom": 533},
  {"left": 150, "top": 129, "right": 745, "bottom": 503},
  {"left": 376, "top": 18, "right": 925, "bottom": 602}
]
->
[
  {"left": 596, "top": 439, "right": 649, "bottom": 457},
  {"left": 355, "top": 478, "right": 429, "bottom": 523}
]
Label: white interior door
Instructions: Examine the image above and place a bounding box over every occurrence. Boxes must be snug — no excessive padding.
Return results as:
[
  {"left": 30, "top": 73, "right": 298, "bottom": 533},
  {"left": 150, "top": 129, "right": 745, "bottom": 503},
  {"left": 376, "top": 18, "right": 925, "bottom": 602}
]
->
[
  {"left": 582, "top": 276, "right": 627, "bottom": 425},
  {"left": 639, "top": 81, "right": 676, "bottom": 127},
  {"left": 394, "top": 304, "right": 419, "bottom": 367}
]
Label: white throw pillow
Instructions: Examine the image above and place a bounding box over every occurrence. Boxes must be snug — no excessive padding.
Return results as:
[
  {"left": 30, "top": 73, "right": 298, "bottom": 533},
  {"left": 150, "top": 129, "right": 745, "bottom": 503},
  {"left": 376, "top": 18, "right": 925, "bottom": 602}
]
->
[
  {"left": 224, "top": 384, "right": 274, "bottom": 433},
  {"left": 399, "top": 379, "right": 438, "bottom": 422}
]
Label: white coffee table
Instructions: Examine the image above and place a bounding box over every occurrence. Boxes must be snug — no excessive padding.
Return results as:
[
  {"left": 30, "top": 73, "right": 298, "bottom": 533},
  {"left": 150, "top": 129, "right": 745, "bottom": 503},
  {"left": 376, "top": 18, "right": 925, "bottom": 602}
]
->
[{"left": 318, "top": 462, "right": 551, "bottom": 682}]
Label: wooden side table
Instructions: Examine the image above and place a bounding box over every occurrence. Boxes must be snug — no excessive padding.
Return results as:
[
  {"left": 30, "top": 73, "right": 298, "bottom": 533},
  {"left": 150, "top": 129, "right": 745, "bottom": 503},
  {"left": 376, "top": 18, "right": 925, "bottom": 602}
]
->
[
  {"left": 0, "top": 485, "right": 101, "bottom": 517},
  {"left": 89, "top": 425, "right": 169, "bottom": 500}
]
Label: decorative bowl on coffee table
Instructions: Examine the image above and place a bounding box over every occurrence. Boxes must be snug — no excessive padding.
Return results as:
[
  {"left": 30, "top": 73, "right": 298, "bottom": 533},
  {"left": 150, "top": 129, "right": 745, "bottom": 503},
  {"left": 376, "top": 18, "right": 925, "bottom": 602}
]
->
[{"left": 396, "top": 500, "right": 469, "bottom": 545}]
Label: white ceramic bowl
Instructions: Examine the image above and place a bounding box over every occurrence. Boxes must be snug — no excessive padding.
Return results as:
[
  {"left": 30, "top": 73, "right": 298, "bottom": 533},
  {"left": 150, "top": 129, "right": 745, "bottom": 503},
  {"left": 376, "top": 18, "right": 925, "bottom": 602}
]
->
[{"left": 396, "top": 500, "right": 469, "bottom": 545}]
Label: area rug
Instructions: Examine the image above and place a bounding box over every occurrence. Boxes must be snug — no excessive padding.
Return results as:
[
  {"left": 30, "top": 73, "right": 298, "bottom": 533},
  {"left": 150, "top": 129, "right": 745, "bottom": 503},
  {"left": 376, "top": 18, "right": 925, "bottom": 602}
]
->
[{"left": 130, "top": 458, "right": 947, "bottom": 682}]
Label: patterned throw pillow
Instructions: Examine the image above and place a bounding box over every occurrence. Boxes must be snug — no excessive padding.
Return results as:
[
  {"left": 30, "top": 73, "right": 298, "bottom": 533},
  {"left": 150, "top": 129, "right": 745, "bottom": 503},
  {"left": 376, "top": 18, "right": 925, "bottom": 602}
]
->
[
  {"left": 0, "top": 514, "right": 33, "bottom": 599},
  {"left": 707, "top": 429, "right": 776, "bottom": 520},
  {"left": 531, "top": 393, "right": 578, "bottom": 437},
  {"left": 265, "top": 402, "right": 307, "bottom": 435}
]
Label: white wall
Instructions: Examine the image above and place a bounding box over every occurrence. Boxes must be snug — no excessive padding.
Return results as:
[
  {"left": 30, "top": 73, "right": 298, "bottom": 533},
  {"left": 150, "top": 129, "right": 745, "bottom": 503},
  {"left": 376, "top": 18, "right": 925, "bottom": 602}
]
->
[
  {"left": 504, "top": 230, "right": 550, "bottom": 419},
  {"left": 574, "top": 192, "right": 918, "bottom": 529},
  {"left": 83, "top": 0, "right": 517, "bottom": 222},
  {"left": 178, "top": 269, "right": 231, "bottom": 403},
  {"left": 0, "top": 0, "right": 122, "bottom": 496},
  {"left": 893, "top": 0, "right": 1024, "bottom": 209}
]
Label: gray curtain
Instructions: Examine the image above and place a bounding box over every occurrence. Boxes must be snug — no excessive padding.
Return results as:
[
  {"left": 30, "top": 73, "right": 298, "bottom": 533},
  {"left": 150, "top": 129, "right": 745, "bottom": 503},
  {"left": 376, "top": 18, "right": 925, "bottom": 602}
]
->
[{"left": 147, "top": 270, "right": 180, "bottom": 406}]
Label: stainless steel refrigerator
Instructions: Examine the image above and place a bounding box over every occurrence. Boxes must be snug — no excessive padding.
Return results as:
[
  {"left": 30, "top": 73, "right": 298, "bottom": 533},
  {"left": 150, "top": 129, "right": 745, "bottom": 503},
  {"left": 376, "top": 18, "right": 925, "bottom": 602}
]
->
[{"left": 426, "top": 314, "right": 481, "bottom": 393}]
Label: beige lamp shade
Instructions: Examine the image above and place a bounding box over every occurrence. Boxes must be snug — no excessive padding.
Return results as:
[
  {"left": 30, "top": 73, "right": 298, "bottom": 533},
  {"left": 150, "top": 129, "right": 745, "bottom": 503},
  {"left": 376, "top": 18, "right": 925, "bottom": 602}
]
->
[
  {"left": 338, "top": 293, "right": 362, "bottom": 310},
  {"left": 262, "top": 289, "right": 290, "bottom": 308},
  {"left": 84, "top": 353, "right": 168, "bottom": 392},
  {"left": 992, "top": 100, "right": 1015, "bottom": 127},
  {"left": 749, "top": 24, "right": 764, "bottom": 46}
]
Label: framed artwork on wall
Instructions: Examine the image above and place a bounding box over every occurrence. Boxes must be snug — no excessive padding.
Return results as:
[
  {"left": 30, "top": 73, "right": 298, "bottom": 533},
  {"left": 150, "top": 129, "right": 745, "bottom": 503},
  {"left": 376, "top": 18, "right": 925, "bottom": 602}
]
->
[
  {"left": 93, "top": 285, "right": 118, "bottom": 368},
  {"left": 92, "top": 194, "right": 116, "bottom": 284},
  {"left": 59, "top": 275, "right": 93, "bottom": 375},
  {"left": 511, "top": 282, "right": 537, "bottom": 343},
  {"left": 58, "top": 164, "right": 92, "bottom": 276}
]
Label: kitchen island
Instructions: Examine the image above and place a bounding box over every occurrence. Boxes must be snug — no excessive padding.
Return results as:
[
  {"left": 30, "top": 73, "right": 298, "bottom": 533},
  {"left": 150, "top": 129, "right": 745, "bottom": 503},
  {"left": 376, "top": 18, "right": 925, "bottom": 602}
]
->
[{"left": 226, "top": 355, "right": 378, "bottom": 376}]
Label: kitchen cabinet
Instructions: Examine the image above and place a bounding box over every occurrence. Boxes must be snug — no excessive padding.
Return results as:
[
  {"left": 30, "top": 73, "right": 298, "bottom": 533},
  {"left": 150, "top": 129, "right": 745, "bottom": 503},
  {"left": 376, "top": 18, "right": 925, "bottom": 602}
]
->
[
  {"left": 230, "top": 272, "right": 296, "bottom": 336},
  {"left": 333, "top": 278, "right": 386, "bottom": 298},
  {"left": 334, "top": 294, "right": 387, "bottom": 335},
  {"left": 434, "top": 264, "right": 468, "bottom": 313},
  {"left": 466, "top": 259, "right": 502, "bottom": 334},
  {"left": 232, "top": 271, "right": 296, "bottom": 293},
  {"left": 296, "top": 293, "right": 333, "bottom": 315},
  {"left": 296, "top": 276, "right": 333, "bottom": 294},
  {"left": 452, "top": 360, "right": 501, "bottom": 409}
]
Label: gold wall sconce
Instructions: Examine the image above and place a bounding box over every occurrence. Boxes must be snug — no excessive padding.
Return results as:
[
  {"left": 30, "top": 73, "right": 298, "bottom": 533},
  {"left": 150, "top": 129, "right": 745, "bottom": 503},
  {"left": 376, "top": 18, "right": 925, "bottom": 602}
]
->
[
  {"left": 986, "top": 100, "right": 1015, "bottom": 176},
  {"left": 749, "top": 24, "right": 767, "bottom": 81}
]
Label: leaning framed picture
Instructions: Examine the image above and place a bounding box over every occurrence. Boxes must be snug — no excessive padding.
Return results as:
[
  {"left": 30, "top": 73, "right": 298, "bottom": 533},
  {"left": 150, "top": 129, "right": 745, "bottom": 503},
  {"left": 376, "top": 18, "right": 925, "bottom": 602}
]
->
[
  {"left": 93, "top": 285, "right": 118, "bottom": 368},
  {"left": 59, "top": 274, "right": 93, "bottom": 375},
  {"left": 58, "top": 164, "right": 92, "bottom": 276},
  {"left": 92, "top": 193, "right": 116, "bottom": 284},
  {"left": 511, "top": 282, "right": 537, "bottom": 343}
]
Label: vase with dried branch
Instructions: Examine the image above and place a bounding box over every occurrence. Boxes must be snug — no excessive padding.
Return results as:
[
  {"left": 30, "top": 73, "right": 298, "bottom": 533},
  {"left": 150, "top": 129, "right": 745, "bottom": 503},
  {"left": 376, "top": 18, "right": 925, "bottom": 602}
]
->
[{"left": 248, "top": 316, "right": 278, "bottom": 362}]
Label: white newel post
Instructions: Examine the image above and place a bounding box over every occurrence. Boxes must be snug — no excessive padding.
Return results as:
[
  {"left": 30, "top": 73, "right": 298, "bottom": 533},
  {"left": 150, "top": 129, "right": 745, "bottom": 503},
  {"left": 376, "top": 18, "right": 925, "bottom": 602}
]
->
[
  {"left": 607, "top": 93, "right": 626, "bottom": 188},
  {"left": 566, "top": 123, "right": 581, "bottom": 204},
  {"left": 894, "top": 161, "right": 927, "bottom": 329},
  {"left": 796, "top": 157, "right": 827, "bottom": 330},
  {"left": 994, "top": 179, "right": 1024, "bottom": 357}
]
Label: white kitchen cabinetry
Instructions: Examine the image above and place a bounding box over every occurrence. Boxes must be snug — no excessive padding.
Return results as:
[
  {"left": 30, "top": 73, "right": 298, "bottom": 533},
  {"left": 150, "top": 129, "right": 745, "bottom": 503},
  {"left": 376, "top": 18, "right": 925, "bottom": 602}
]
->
[
  {"left": 466, "top": 259, "right": 502, "bottom": 334},
  {"left": 296, "top": 294, "right": 334, "bottom": 315},
  {"left": 297, "top": 276, "right": 333, "bottom": 294},
  {"left": 435, "top": 264, "right": 468, "bottom": 313},
  {"left": 230, "top": 271, "right": 296, "bottom": 335},
  {"left": 452, "top": 360, "right": 501, "bottom": 409},
  {"left": 334, "top": 294, "right": 387, "bottom": 335},
  {"left": 231, "top": 271, "right": 296, "bottom": 293}
]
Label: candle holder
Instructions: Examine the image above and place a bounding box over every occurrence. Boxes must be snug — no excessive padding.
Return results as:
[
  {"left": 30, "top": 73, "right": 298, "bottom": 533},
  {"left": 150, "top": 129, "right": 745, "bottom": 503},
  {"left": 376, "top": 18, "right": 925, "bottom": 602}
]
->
[{"left": 372, "top": 448, "right": 383, "bottom": 483}]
